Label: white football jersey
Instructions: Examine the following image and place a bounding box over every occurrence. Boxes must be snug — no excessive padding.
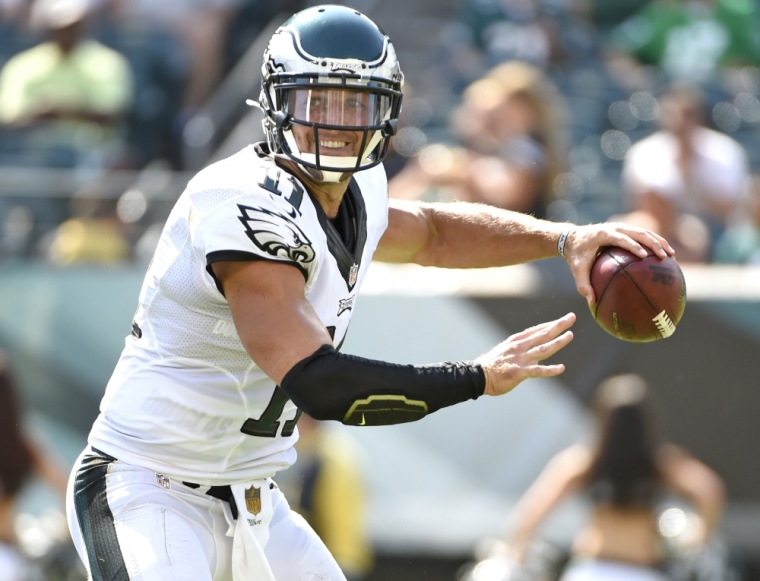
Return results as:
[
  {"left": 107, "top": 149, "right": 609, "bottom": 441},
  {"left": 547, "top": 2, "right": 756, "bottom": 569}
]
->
[{"left": 88, "top": 144, "right": 389, "bottom": 485}]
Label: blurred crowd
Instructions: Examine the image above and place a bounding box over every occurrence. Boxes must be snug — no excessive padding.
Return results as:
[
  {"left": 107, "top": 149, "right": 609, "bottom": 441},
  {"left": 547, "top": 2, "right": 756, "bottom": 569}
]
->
[
  {"left": 0, "top": 0, "right": 759, "bottom": 265},
  {"left": 0, "top": 0, "right": 305, "bottom": 169},
  {"left": 388, "top": 0, "right": 760, "bottom": 267},
  {"left": 0, "top": 0, "right": 305, "bottom": 261}
]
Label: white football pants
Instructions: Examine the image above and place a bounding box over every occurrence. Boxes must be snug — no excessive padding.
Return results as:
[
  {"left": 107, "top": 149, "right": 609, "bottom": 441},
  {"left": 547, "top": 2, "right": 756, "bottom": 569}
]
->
[{"left": 66, "top": 447, "right": 346, "bottom": 581}]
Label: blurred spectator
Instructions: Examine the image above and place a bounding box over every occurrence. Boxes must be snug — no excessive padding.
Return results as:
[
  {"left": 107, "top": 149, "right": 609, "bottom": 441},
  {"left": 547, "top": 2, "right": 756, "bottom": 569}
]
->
[
  {"left": 0, "top": 350, "right": 69, "bottom": 581},
  {"left": 619, "top": 82, "right": 748, "bottom": 262},
  {"left": 459, "top": 0, "right": 599, "bottom": 69},
  {"left": 223, "top": 0, "right": 308, "bottom": 74},
  {"left": 0, "top": 0, "right": 27, "bottom": 24},
  {"left": 44, "top": 187, "right": 129, "bottom": 265},
  {"left": 276, "top": 414, "right": 373, "bottom": 581},
  {"left": 713, "top": 174, "right": 760, "bottom": 264},
  {"left": 107, "top": 0, "right": 237, "bottom": 113},
  {"left": 46, "top": 216, "right": 129, "bottom": 264},
  {"left": 504, "top": 374, "right": 726, "bottom": 581},
  {"left": 390, "top": 61, "right": 568, "bottom": 218},
  {"left": 586, "top": 0, "right": 648, "bottom": 29},
  {"left": 607, "top": 0, "right": 760, "bottom": 88},
  {"left": 0, "top": 0, "right": 134, "bottom": 168}
]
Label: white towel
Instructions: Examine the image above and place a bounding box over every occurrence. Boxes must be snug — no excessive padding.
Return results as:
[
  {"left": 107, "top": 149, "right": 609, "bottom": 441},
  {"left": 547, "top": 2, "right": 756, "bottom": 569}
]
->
[{"left": 225, "top": 480, "right": 276, "bottom": 581}]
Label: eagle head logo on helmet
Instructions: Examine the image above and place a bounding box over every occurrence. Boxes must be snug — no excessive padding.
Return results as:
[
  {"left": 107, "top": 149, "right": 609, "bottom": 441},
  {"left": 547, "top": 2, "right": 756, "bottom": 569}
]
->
[{"left": 257, "top": 5, "right": 404, "bottom": 183}]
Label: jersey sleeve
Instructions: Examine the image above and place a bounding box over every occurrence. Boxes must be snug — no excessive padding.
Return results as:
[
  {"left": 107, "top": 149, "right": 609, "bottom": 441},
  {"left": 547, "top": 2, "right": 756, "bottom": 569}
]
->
[{"left": 194, "top": 188, "right": 318, "bottom": 286}]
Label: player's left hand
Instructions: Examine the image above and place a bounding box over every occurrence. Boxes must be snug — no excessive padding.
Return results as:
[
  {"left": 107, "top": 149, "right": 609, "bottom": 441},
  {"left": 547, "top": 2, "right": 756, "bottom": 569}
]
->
[
  {"left": 477, "top": 313, "right": 576, "bottom": 397},
  {"left": 563, "top": 222, "right": 675, "bottom": 306}
]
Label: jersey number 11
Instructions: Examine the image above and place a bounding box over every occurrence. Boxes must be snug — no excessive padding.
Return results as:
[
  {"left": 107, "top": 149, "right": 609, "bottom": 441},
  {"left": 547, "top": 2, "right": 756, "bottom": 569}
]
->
[{"left": 240, "top": 387, "right": 302, "bottom": 438}]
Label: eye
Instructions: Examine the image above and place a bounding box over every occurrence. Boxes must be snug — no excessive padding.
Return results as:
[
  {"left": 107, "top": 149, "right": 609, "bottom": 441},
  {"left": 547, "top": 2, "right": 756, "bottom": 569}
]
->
[{"left": 347, "top": 98, "right": 365, "bottom": 109}]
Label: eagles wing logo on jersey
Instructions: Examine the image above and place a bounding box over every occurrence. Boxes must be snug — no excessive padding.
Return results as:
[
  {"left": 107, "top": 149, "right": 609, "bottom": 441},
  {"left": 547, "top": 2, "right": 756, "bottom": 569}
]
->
[{"left": 237, "top": 205, "right": 315, "bottom": 264}]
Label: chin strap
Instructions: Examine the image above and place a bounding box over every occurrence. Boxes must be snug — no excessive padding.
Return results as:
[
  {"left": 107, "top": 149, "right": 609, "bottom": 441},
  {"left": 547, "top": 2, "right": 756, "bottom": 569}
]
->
[
  {"left": 313, "top": 169, "right": 346, "bottom": 183},
  {"left": 298, "top": 152, "right": 365, "bottom": 183},
  {"left": 294, "top": 162, "right": 346, "bottom": 184}
]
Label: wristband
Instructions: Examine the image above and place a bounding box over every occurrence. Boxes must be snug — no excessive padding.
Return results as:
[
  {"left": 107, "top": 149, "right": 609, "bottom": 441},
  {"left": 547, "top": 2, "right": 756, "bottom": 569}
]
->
[{"left": 557, "top": 228, "right": 572, "bottom": 258}]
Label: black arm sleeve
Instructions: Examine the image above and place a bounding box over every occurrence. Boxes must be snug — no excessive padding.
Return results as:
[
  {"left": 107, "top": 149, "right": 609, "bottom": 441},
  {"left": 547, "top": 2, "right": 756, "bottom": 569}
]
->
[{"left": 279, "top": 345, "right": 486, "bottom": 426}]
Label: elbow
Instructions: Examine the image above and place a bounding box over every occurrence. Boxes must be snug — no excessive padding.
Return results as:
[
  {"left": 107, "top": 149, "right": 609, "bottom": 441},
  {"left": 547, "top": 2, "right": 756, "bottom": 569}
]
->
[
  {"left": 282, "top": 381, "right": 343, "bottom": 422},
  {"left": 279, "top": 346, "right": 349, "bottom": 422},
  {"left": 288, "top": 393, "right": 337, "bottom": 422}
]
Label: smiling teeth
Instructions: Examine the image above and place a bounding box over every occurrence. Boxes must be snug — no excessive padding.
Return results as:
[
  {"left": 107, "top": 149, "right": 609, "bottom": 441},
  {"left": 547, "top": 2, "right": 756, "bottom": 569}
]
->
[{"left": 320, "top": 141, "right": 347, "bottom": 149}]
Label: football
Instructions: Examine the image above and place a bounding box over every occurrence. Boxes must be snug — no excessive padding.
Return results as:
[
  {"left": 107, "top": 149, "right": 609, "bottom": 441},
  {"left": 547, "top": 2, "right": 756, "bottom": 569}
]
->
[{"left": 590, "top": 246, "right": 686, "bottom": 342}]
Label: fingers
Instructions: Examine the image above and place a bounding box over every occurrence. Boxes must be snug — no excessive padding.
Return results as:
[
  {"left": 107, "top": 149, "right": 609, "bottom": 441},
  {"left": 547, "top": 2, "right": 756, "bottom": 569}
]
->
[
  {"left": 578, "top": 283, "right": 595, "bottom": 306},
  {"left": 608, "top": 224, "right": 675, "bottom": 259},
  {"left": 480, "top": 314, "right": 575, "bottom": 396},
  {"left": 628, "top": 225, "right": 675, "bottom": 257},
  {"left": 528, "top": 330, "right": 573, "bottom": 361},
  {"left": 510, "top": 312, "right": 576, "bottom": 343},
  {"left": 524, "top": 363, "right": 566, "bottom": 377},
  {"left": 573, "top": 265, "right": 594, "bottom": 305}
]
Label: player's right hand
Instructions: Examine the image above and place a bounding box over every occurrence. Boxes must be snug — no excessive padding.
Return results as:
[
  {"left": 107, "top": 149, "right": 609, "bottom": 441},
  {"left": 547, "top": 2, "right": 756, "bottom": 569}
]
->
[
  {"left": 476, "top": 313, "right": 575, "bottom": 397},
  {"left": 562, "top": 222, "right": 674, "bottom": 306}
]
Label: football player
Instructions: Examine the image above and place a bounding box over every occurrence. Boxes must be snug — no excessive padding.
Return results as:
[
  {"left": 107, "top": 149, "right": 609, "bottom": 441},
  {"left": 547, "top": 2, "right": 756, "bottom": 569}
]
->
[{"left": 66, "top": 5, "right": 674, "bottom": 581}]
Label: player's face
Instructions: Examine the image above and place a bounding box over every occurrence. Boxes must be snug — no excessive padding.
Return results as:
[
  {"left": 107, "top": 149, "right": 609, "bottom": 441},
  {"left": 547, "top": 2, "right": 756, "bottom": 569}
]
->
[{"left": 287, "top": 88, "right": 382, "bottom": 157}]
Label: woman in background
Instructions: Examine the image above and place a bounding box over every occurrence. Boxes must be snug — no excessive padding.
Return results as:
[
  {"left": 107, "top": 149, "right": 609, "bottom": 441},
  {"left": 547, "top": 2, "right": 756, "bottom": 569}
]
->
[
  {"left": 505, "top": 374, "right": 725, "bottom": 581},
  {"left": 390, "top": 61, "right": 567, "bottom": 218},
  {"left": 0, "top": 350, "right": 68, "bottom": 581}
]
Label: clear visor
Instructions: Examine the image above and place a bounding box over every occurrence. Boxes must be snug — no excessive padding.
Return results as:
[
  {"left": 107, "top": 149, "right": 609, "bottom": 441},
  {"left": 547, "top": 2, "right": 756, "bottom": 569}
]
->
[{"left": 284, "top": 88, "right": 391, "bottom": 127}]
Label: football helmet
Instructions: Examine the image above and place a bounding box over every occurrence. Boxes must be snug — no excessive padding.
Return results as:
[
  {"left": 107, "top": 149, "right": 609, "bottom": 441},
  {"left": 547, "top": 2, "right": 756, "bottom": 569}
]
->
[{"left": 258, "top": 5, "right": 404, "bottom": 182}]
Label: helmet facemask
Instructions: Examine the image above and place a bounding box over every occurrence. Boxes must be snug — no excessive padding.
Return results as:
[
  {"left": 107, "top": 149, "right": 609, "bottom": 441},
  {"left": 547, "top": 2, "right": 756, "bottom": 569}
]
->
[
  {"left": 265, "top": 74, "right": 401, "bottom": 182},
  {"left": 258, "top": 6, "right": 404, "bottom": 183}
]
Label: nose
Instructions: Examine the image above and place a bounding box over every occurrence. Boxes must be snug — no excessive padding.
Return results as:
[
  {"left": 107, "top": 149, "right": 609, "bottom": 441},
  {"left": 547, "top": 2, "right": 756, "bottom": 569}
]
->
[{"left": 319, "top": 105, "right": 345, "bottom": 126}]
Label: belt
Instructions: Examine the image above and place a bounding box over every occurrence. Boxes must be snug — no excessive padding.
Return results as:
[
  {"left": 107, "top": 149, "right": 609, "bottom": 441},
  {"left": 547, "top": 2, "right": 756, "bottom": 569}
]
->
[
  {"left": 183, "top": 482, "right": 238, "bottom": 519},
  {"left": 90, "top": 448, "right": 241, "bottom": 518}
]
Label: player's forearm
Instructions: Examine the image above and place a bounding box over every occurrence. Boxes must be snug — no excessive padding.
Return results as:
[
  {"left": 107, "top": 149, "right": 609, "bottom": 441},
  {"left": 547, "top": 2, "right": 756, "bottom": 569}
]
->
[
  {"left": 280, "top": 345, "right": 485, "bottom": 425},
  {"left": 413, "top": 202, "right": 566, "bottom": 269}
]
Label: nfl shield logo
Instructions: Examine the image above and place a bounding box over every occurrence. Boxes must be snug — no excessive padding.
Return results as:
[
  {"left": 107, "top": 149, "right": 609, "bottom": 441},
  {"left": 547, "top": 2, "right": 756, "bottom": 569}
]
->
[
  {"left": 245, "top": 486, "right": 262, "bottom": 515},
  {"left": 348, "top": 263, "right": 359, "bottom": 286},
  {"left": 155, "top": 473, "right": 170, "bottom": 490}
]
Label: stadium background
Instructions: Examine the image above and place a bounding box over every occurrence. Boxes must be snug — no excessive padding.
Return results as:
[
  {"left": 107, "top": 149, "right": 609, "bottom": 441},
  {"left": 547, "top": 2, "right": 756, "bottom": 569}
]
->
[{"left": 1, "top": 0, "right": 760, "bottom": 579}]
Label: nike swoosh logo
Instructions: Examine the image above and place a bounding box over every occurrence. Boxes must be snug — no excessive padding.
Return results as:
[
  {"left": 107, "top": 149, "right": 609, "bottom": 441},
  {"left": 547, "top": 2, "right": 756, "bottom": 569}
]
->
[{"left": 359, "top": 414, "right": 366, "bottom": 426}]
